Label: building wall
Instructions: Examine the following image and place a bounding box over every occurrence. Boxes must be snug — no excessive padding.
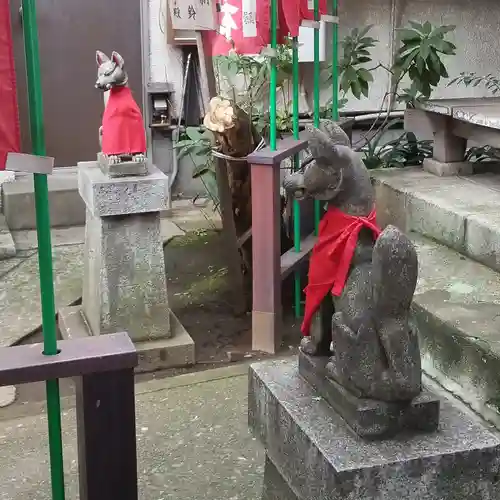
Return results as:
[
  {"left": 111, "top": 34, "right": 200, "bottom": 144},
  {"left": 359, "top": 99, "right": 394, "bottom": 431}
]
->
[{"left": 146, "top": 0, "right": 500, "bottom": 194}]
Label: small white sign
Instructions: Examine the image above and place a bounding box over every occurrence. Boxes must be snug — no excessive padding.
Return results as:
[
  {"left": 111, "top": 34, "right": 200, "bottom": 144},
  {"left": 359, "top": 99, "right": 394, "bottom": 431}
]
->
[
  {"left": 6, "top": 152, "right": 54, "bottom": 174},
  {"left": 242, "top": 0, "right": 257, "bottom": 38},
  {"left": 168, "top": 0, "right": 216, "bottom": 31}
]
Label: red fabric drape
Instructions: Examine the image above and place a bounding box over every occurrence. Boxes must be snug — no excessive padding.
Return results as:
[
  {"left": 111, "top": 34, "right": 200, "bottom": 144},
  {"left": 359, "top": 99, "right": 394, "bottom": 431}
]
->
[
  {"left": 279, "top": 0, "right": 328, "bottom": 38},
  {"left": 301, "top": 207, "right": 381, "bottom": 336},
  {"left": 203, "top": 0, "right": 271, "bottom": 55},
  {"left": 101, "top": 87, "right": 147, "bottom": 155},
  {"left": 0, "top": 0, "right": 20, "bottom": 169}
]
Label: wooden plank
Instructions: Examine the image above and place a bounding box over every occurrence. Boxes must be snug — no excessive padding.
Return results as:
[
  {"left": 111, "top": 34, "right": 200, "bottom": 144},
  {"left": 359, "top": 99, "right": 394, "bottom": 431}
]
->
[
  {"left": 248, "top": 138, "right": 309, "bottom": 166},
  {"left": 0, "top": 333, "right": 137, "bottom": 387},
  {"left": 280, "top": 233, "right": 317, "bottom": 280}
]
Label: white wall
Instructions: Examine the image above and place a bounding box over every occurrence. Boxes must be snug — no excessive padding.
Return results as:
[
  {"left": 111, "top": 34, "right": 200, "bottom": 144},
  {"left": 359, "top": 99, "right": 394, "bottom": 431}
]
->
[{"left": 323, "top": 0, "right": 500, "bottom": 112}]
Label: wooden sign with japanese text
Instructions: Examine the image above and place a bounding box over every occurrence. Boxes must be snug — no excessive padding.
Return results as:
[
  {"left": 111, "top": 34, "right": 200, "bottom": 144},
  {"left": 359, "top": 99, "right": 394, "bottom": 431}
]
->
[{"left": 168, "top": 0, "right": 216, "bottom": 31}]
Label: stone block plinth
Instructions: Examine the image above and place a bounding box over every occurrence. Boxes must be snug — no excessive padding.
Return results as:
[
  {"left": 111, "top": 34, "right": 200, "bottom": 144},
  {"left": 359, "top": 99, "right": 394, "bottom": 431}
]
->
[
  {"left": 60, "top": 162, "right": 195, "bottom": 372},
  {"left": 249, "top": 359, "right": 500, "bottom": 500}
]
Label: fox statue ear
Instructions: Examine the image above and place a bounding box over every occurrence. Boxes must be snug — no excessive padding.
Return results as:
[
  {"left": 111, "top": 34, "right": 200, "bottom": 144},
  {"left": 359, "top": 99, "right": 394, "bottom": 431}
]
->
[
  {"left": 111, "top": 51, "right": 125, "bottom": 69},
  {"left": 305, "top": 125, "right": 337, "bottom": 163},
  {"left": 96, "top": 50, "right": 109, "bottom": 66}
]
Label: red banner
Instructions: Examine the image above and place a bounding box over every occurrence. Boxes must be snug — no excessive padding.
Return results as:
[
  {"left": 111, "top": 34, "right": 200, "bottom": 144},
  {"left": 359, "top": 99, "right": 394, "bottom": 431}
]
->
[
  {"left": 204, "top": 0, "right": 329, "bottom": 56},
  {"left": 204, "top": 0, "right": 271, "bottom": 56},
  {"left": 279, "top": 0, "right": 328, "bottom": 38},
  {"left": 0, "top": 0, "right": 20, "bottom": 170}
]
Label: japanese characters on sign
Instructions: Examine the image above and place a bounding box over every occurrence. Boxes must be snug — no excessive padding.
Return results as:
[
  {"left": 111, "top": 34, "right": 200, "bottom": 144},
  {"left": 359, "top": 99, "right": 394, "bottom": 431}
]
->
[{"left": 168, "top": 0, "right": 216, "bottom": 31}]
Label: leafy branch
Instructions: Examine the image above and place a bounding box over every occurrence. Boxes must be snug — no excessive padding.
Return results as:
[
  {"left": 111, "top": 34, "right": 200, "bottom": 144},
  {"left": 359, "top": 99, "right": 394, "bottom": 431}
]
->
[
  {"left": 393, "top": 21, "right": 456, "bottom": 106},
  {"left": 448, "top": 73, "right": 500, "bottom": 95}
]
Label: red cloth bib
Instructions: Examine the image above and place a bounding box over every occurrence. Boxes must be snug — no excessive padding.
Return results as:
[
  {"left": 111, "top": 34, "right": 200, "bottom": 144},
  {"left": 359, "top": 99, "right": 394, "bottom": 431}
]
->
[
  {"left": 301, "top": 206, "right": 381, "bottom": 336},
  {"left": 101, "top": 87, "right": 146, "bottom": 156}
]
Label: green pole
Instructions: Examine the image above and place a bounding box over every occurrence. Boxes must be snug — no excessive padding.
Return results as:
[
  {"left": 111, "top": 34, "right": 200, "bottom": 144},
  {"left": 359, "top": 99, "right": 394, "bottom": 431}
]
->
[
  {"left": 21, "top": 1, "right": 66, "bottom": 499},
  {"left": 270, "top": 0, "right": 278, "bottom": 150},
  {"left": 332, "top": 0, "right": 339, "bottom": 120},
  {"left": 292, "top": 37, "right": 301, "bottom": 318},
  {"left": 313, "top": 0, "right": 321, "bottom": 235}
]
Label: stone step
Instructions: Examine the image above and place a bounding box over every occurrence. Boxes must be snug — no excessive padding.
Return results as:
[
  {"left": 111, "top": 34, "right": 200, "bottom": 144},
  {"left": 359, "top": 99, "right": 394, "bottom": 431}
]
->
[
  {"left": 373, "top": 167, "right": 500, "bottom": 274},
  {"left": 412, "top": 232, "right": 500, "bottom": 426},
  {"left": 2, "top": 168, "right": 85, "bottom": 230}
]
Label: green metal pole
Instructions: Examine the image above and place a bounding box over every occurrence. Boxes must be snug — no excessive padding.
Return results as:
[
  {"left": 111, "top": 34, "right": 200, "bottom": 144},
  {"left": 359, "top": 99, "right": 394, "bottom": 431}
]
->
[
  {"left": 313, "top": 0, "right": 321, "bottom": 235},
  {"left": 292, "top": 37, "right": 301, "bottom": 318},
  {"left": 332, "top": 0, "right": 339, "bottom": 120},
  {"left": 21, "top": 1, "right": 66, "bottom": 499},
  {"left": 270, "top": 0, "right": 278, "bottom": 150}
]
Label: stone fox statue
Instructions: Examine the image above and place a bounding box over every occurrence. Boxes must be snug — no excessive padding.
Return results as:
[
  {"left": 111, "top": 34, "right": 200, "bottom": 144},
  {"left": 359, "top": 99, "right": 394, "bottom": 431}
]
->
[
  {"left": 283, "top": 121, "right": 422, "bottom": 403},
  {"left": 95, "top": 50, "right": 146, "bottom": 165}
]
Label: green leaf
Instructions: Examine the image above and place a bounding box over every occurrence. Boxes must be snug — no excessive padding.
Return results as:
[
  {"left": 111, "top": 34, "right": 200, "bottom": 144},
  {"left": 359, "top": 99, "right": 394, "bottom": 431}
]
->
[
  {"left": 408, "top": 21, "right": 424, "bottom": 33},
  {"left": 430, "top": 25, "right": 456, "bottom": 38},
  {"left": 357, "top": 68, "right": 374, "bottom": 82},
  {"left": 360, "top": 79, "right": 369, "bottom": 97},
  {"left": 420, "top": 39, "right": 431, "bottom": 60},
  {"left": 350, "top": 79, "right": 362, "bottom": 99},
  {"left": 397, "top": 28, "right": 422, "bottom": 42},
  {"left": 422, "top": 21, "right": 433, "bottom": 35}
]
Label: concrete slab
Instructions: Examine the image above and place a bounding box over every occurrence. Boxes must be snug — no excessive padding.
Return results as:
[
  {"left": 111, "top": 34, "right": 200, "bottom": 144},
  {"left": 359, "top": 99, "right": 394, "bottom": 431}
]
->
[
  {"left": 59, "top": 305, "right": 195, "bottom": 373},
  {"left": 3, "top": 168, "right": 86, "bottom": 230},
  {"left": 0, "top": 244, "right": 83, "bottom": 347},
  {"left": 412, "top": 234, "right": 500, "bottom": 427},
  {"left": 0, "top": 370, "right": 264, "bottom": 500},
  {"left": 373, "top": 168, "right": 500, "bottom": 272}
]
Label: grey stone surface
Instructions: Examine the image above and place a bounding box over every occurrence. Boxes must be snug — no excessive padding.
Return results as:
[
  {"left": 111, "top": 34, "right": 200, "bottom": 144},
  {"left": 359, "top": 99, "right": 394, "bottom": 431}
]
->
[
  {"left": 59, "top": 305, "right": 194, "bottom": 373},
  {"left": 249, "top": 359, "right": 500, "bottom": 500},
  {"left": 423, "top": 158, "right": 473, "bottom": 176},
  {"left": 372, "top": 168, "right": 500, "bottom": 272},
  {"left": 0, "top": 386, "right": 16, "bottom": 408},
  {"left": 0, "top": 214, "right": 16, "bottom": 260},
  {"left": 3, "top": 168, "right": 86, "bottom": 230},
  {"left": 0, "top": 369, "right": 264, "bottom": 499},
  {"left": 261, "top": 456, "right": 298, "bottom": 500},
  {"left": 82, "top": 209, "right": 170, "bottom": 341},
  {"left": 299, "top": 352, "right": 439, "bottom": 439},
  {"left": 284, "top": 121, "right": 421, "bottom": 405},
  {"left": 411, "top": 233, "right": 500, "bottom": 427},
  {"left": 0, "top": 244, "right": 83, "bottom": 347},
  {"left": 78, "top": 162, "right": 168, "bottom": 217}
]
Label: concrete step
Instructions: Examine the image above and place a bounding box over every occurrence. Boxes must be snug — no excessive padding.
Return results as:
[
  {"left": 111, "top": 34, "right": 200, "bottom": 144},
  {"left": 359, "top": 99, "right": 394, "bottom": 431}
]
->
[
  {"left": 2, "top": 168, "right": 85, "bottom": 230},
  {"left": 373, "top": 168, "right": 500, "bottom": 273},
  {"left": 412, "top": 233, "right": 500, "bottom": 426}
]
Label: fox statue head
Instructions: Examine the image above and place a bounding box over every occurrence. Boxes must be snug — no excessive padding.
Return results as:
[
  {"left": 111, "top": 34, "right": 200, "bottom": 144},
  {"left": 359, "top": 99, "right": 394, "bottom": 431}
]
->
[{"left": 95, "top": 50, "right": 128, "bottom": 91}]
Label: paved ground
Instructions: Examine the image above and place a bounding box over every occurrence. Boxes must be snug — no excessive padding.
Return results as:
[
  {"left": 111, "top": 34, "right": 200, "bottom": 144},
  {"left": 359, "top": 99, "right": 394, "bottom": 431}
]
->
[{"left": 0, "top": 364, "right": 265, "bottom": 500}]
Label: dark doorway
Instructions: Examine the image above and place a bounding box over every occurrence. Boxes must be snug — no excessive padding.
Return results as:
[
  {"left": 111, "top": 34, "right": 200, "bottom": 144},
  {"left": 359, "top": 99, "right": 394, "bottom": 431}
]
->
[{"left": 10, "top": 0, "right": 143, "bottom": 166}]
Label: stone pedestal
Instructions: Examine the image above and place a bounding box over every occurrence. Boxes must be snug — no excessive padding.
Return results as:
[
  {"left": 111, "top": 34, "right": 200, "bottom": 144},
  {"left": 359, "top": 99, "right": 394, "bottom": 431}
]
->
[
  {"left": 249, "top": 359, "right": 500, "bottom": 500},
  {"left": 59, "top": 162, "right": 195, "bottom": 372}
]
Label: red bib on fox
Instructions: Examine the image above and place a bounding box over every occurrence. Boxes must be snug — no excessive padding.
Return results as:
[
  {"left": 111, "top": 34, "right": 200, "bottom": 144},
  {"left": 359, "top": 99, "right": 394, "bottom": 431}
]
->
[{"left": 101, "top": 87, "right": 146, "bottom": 156}]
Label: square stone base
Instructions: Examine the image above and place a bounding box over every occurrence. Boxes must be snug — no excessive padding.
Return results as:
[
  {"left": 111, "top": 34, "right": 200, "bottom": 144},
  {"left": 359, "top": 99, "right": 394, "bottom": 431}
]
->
[
  {"left": 299, "top": 352, "right": 440, "bottom": 439},
  {"left": 97, "top": 152, "right": 148, "bottom": 177},
  {"left": 59, "top": 305, "right": 195, "bottom": 373},
  {"left": 249, "top": 359, "right": 500, "bottom": 500}
]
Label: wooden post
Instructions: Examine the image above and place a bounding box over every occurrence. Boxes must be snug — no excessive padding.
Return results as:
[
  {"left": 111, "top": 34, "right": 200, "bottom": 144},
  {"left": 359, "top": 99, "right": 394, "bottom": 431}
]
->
[
  {"left": 75, "top": 369, "right": 138, "bottom": 500},
  {"left": 248, "top": 138, "right": 309, "bottom": 353},
  {"left": 196, "top": 32, "right": 247, "bottom": 314},
  {"left": 251, "top": 163, "right": 282, "bottom": 353}
]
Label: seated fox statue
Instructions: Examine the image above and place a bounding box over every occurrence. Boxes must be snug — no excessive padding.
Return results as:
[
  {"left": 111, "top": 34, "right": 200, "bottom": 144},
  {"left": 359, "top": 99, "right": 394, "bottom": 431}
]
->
[
  {"left": 95, "top": 50, "right": 147, "bottom": 176},
  {"left": 283, "top": 121, "right": 421, "bottom": 403}
]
